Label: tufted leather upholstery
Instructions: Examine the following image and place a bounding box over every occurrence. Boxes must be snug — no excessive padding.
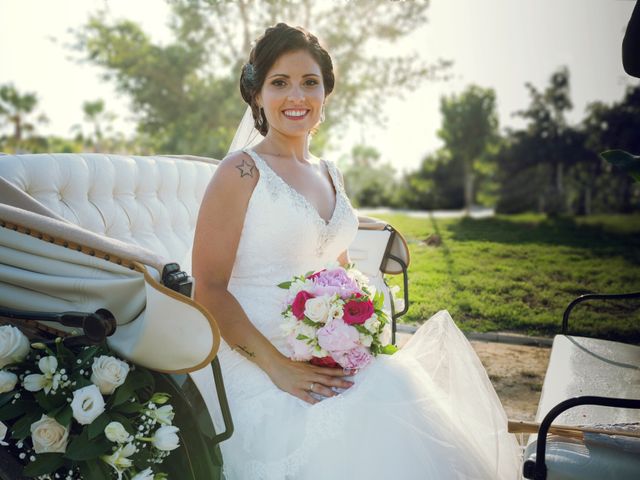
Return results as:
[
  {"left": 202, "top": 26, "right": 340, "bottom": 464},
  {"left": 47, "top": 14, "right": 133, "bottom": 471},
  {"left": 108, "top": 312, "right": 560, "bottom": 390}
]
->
[{"left": 0, "top": 153, "right": 219, "bottom": 263}]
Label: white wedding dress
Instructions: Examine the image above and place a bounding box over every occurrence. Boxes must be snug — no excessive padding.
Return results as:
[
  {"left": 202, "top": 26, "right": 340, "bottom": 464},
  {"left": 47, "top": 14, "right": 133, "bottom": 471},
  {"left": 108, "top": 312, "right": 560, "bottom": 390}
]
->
[{"left": 209, "top": 148, "right": 521, "bottom": 479}]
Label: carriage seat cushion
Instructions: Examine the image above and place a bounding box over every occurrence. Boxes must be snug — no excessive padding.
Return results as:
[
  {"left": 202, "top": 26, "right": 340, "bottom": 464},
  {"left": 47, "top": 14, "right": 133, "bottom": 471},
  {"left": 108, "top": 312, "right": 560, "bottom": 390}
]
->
[{"left": 0, "top": 153, "right": 219, "bottom": 263}]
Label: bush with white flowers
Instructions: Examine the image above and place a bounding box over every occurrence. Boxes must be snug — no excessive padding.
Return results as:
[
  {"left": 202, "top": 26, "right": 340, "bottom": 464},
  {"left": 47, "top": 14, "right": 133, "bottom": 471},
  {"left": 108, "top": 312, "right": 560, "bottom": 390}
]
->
[{"left": 0, "top": 325, "right": 180, "bottom": 479}]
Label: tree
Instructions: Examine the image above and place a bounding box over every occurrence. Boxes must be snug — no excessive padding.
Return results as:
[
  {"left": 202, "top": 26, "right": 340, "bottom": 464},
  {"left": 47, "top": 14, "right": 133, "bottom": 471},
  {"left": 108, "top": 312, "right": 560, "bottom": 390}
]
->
[
  {"left": 71, "top": 0, "right": 450, "bottom": 157},
  {"left": 438, "top": 85, "right": 499, "bottom": 212},
  {"left": 0, "top": 83, "right": 48, "bottom": 153},
  {"left": 342, "top": 144, "right": 397, "bottom": 208}
]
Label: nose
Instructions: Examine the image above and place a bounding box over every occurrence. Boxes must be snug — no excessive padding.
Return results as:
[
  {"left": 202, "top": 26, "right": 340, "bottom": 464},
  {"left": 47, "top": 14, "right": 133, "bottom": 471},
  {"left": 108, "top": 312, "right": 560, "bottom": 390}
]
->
[{"left": 287, "top": 85, "right": 305, "bottom": 102}]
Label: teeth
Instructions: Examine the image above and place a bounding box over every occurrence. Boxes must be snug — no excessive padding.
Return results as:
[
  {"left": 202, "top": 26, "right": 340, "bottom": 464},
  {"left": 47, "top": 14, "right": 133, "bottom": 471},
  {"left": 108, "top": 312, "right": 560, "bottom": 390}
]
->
[{"left": 284, "top": 110, "right": 307, "bottom": 117}]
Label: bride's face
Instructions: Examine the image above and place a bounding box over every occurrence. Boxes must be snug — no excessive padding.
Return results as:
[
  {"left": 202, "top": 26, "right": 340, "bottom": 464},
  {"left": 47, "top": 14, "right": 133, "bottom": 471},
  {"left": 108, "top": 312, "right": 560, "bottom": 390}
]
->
[{"left": 257, "top": 49, "right": 325, "bottom": 137}]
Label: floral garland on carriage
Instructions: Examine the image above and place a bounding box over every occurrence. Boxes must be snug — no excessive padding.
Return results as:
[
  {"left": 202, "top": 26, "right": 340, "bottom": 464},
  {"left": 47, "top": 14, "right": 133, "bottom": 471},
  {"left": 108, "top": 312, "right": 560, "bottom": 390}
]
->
[{"left": 0, "top": 325, "right": 180, "bottom": 479}]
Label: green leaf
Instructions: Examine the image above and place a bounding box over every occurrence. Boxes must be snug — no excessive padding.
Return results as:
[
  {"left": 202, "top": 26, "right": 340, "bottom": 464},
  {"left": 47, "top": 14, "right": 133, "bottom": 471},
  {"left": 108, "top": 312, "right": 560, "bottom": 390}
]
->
[
  {"left": 35, "top": 391, "right": 65, "bottom": 411},
  {"left": 22, "top": 453, "right": 66, "bottom": 477},
  {"left": 0, "top": 392, "right": 14, "bottom": 408},
  {"left": 0, "top": 399, "right": 33, "bottom": 421},
  {"left": 11, "top": 411, "right": 42, "bottom": 441},
  {"left": 600, "top": 149, "right": 640, "bottom": 182},
  {"left": 277, "top": 281, "right": 292, "bottom": 289},
  {"left": 65, "top": 427, "right": 112, "bottom": 461},
  {"left": 77, "top": 345, "right": 100, "bottom": 366},
  {"left": 88, "top": 412, "right": 110, "bottom": 440},
  {"left": 113, "top": 401, "right": 143, "bottom": 415},
  {"left": 78, "top": 459, "right": 113, "bottom": 480},
  {"left": 380, "top": 344, "right": 399, "bottom": 355},
  {"left": 296, "top": 334, "right": 310, "bottom": 341},
  {"left": 55, "top": 406, "right": 73, "bottom": 428}
]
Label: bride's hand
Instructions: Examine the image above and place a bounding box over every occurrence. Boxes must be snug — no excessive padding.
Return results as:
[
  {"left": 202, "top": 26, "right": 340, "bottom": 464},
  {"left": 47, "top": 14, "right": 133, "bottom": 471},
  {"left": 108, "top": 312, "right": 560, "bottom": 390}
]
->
[{"left": 267, "top": 357, "right": 355, "bottom": 405}]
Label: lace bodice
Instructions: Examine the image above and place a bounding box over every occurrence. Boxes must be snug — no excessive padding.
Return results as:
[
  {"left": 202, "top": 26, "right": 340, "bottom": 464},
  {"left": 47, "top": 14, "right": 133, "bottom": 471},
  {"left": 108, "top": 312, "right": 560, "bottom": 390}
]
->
[{"left": 228, "top": 148, "right": 359, "bottom": 288}]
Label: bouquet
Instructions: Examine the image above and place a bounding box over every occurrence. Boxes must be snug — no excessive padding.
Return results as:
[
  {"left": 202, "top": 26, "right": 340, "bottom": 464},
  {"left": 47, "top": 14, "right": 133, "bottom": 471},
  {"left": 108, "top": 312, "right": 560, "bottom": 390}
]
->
[
  {"left": 0, "top": 324, "right": 179, "bottom": 479},
  {"left": 278, "top": 263, "right": 397, "bottom": 370}
]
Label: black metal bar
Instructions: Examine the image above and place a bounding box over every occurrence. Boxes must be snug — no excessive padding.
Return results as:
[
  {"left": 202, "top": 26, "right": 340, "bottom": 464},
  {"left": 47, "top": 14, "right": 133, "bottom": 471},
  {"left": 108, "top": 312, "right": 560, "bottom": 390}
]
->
[
  {"left": 210, "top": 356, "right": 234, "bottom": 444},
  {"left": 562, "top": 292, "right": 640, "bottom": 334},
  {"left": 0, "top": 306, "right": 116, "bottom": 343},
  {"left": 523, "top": 396, "right": 640, "bottom": 480}
]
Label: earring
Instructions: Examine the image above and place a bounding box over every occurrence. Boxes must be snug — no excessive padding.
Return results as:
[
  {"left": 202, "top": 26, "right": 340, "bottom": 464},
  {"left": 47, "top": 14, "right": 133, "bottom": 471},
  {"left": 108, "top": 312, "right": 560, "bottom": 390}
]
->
[{"left": 320, "top": 104, "right": 326, "bottom": 123}]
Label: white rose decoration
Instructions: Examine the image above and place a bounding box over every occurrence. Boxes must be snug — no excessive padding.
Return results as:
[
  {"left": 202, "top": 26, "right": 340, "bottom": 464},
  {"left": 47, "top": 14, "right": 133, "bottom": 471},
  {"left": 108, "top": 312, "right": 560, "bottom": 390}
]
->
[
  {"left": 0, "top": 420, "right": 8, "bottom": 446},
  {"left": 0, "top": 325, "right": 30, "bottom": 368},
  {"left": 131, "top": 468, "right": 155, "bottom": 480},
  {"left": 364, "top": 315, "right": 381, "bottom": 334},
  {"left": 104, "top": 421, "right": 131, "bottom": 443},
  {"left": 71, "top": 384, "right": 105, "bottom": 425},
  {"left": 304, "top": 295, "right": 332, "bottom": 323},
  {"left": 91, "top": 355, "right": 130, "bottom": 395},
  {"left": 30, "top": 415, "right": 69, "bottom": 453},
  {"left": 0, "top": 370, "right": 17, "bottom": 393},
  {"left": 152, "top": 425, "right": 180, "bottom": 451}
]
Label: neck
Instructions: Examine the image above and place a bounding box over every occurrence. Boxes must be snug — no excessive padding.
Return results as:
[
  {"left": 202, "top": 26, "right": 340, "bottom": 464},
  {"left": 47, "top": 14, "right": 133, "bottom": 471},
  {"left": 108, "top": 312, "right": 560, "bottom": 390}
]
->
[{"left": 260, "top": 129, "right": 311, "bottom": 163}]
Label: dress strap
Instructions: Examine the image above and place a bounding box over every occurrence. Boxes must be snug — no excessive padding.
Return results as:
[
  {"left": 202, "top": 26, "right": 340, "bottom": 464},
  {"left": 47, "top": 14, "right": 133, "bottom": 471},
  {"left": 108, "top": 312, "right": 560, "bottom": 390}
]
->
[{"left": 242, "top": 148, "right": 267, "bottom": 172}]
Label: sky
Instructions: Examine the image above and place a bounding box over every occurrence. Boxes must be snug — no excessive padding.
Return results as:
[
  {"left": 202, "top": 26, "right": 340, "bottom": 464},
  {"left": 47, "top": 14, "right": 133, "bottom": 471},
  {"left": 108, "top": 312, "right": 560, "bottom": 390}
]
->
[{"left": 1, "top": 0, "right": 638, "bottom": 176}]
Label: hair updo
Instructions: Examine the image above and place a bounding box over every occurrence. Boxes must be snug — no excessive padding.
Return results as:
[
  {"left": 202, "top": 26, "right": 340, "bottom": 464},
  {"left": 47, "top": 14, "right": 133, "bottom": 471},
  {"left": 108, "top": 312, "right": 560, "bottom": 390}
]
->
[{"left": 240, "top": 23, "right": 335, "bottom": 136}]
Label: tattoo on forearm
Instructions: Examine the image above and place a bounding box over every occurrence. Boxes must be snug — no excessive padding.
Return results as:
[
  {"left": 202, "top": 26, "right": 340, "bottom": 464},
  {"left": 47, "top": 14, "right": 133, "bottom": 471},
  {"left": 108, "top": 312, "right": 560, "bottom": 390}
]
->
[
  {"left": 235, "top": 345, "right": 256, "bottom": 358},
  {"left": 236, "top": 159, "right": 256, "bottom": 177}
]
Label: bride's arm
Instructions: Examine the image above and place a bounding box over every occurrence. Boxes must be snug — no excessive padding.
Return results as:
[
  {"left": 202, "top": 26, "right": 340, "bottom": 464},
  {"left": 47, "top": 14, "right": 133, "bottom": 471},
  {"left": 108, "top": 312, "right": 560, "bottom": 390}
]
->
[{"left": 192, "top": 151, "right": 352, "bottom": 404}]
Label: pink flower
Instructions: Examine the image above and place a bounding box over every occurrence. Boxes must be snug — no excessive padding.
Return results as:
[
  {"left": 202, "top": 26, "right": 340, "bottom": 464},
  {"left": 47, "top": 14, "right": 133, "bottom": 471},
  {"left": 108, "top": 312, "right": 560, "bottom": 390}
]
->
[
  {"left": 310, "top": 356, "right": 341, "bottom": 368},
  {"left": 311, "top": 268, "right": 360, "bottom": 299},
  {"left": 335, "top": 346, "right": 373, "bottom": 370},
  {"left": 343, "top": 298, "right": 374, "bottom": 325},
  {"left": 307, "top": 269, "right": 326, "bottom": 281},
  {"left": 317, "top": 319, "right": 360, "bottom": 352},
  {"left": 292, "top": 291, "right": 314, "bottom": 320},
  {"left": 287, "top": 333, "right": 314, "bottom": 361}
]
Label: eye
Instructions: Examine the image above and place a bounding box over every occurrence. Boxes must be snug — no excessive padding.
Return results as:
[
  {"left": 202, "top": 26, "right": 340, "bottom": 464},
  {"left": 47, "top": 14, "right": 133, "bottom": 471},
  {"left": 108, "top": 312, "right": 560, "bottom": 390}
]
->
[
  {"left": 271, "top": 79, "right": 286, "bottom": 87},
  {"left": 305, "top": 79, "right": 319, "bottom": 86}
]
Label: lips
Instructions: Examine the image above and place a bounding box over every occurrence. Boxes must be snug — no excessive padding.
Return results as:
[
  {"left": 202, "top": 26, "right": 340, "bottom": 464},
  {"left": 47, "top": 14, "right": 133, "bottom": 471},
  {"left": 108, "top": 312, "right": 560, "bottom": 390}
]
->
[{"left": 282, "top": 109, "right": 310, "bottom": 120}]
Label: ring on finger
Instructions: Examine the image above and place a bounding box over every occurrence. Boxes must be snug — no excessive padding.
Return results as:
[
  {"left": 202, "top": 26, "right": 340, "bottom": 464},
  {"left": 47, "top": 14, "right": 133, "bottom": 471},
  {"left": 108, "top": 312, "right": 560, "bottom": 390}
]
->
[{"left": 309, "top": 382, "right": 315, "bottom": 392}]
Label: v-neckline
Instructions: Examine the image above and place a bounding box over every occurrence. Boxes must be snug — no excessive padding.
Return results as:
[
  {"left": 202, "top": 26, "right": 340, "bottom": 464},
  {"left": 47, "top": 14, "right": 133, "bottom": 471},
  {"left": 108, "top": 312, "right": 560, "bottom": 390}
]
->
[{"left": 247, "top": 148, "right": 340, "bottom": 226}]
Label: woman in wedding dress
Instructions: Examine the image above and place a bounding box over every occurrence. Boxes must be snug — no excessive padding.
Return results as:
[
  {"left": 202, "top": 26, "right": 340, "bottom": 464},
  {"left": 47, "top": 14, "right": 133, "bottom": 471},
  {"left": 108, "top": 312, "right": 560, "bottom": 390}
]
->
[{"left": 192, "top": 23, "right": 521, "bottom": 480}]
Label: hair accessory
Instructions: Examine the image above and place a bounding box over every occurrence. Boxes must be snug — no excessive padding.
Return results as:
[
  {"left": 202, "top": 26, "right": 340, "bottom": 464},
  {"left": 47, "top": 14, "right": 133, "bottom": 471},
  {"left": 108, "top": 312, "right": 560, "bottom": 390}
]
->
[{"left": 244, "top": 63, "right": 256, "bottom": 83}]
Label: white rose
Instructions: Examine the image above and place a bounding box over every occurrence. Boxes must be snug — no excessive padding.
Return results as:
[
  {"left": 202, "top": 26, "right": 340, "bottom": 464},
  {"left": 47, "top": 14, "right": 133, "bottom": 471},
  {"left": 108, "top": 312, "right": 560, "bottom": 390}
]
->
[
  {"left": 0, "top": 370, "right": 17, "bottom": 393},
  {"left": 304, "top": 295, "right": 332, "bottom": 323},
  {"left": 91, "top": 355, "right": 130, "bottom": 395},
  {"left": 131, "top": 468, "right": 155, "bottom": 480},
  {"left": 71, "top": 384, "right": 105, "bottom": 425},
  {"left": 363, "top": 315, "right": 381, "bottom": 334},
  {"left": 104, "top": 421, "right": 131, "bottom": 443},
  {"left": 102, "top": 443, "right": 136, "bottom": 471},
  {"left": 359, "top": 333, "right": 373, "bottom": 347},
  {"left": 152, "top": 425, "right": 180, "bottom": 451},
  {"left": 30, "top": 415, "right": 69, "bottom": 454},
  {"left": 0, "top": 420, "right": 8, "bottom": 446},
  {"left": 0, "top": 325, "right": 30, "bottom": 368}
]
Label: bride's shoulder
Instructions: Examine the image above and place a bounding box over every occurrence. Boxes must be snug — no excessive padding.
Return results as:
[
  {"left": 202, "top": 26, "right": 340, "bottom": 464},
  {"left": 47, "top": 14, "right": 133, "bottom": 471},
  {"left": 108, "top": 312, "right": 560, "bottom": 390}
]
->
[{"left": 201, "top": 150, "right": 258, "bottom": 205}]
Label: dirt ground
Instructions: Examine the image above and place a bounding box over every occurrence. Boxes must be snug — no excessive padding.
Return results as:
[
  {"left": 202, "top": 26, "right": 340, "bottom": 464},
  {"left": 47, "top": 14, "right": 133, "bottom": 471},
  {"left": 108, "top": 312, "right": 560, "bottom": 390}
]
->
[{"left": 470, "top": 340, "right": 551, "bottom": 422}]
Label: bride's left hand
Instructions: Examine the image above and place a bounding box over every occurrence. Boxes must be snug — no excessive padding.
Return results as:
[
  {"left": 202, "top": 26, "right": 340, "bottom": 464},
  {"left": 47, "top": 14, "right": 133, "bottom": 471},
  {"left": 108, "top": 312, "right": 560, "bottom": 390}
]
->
[{"left": 266, "top": 357, "right": 355, "bottom": 404}]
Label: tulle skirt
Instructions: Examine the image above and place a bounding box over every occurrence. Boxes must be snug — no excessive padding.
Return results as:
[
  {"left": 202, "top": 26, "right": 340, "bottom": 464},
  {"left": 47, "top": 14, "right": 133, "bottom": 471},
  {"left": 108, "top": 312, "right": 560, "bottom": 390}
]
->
[{"left": 212, "top": 311, "right": 522, "bottom": 480}]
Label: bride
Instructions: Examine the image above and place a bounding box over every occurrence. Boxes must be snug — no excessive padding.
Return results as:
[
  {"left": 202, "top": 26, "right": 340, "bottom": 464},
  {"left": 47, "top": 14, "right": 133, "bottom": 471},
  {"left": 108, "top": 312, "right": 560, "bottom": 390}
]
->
[{"left": 192, "top": 23, "right": 521, "bottom": 480}]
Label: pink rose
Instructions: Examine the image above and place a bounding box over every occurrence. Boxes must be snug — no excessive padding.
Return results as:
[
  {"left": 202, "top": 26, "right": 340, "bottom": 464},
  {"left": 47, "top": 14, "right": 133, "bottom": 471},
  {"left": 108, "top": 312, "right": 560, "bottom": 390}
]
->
[
  {"left": 310, "top": 356, "right": 341, "bottom": 368},
  {"left": 343, "top": 298, "right": 374, "bottom": 325},
  {"left": 311, "top": 268, "right": 360, "bottom": 299},
  {"left": 317, "top": 319, "right": 360, "bottom": 353},
  {"left": 292, "top": 291, "right": 314, "bottom": 320},
  {"left": 287, "top": 333, "right": 314, "bottom": 361},
  {"left": 335, "top": 346, "right": 373, "bottom": 370}
]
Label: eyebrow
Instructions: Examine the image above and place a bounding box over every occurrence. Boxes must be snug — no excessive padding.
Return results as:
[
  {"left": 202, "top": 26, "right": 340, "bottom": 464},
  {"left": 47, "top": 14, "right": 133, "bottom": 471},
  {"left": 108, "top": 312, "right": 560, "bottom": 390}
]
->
[{"left": 267, "top": 73, "right": 321, "bottom": 79}]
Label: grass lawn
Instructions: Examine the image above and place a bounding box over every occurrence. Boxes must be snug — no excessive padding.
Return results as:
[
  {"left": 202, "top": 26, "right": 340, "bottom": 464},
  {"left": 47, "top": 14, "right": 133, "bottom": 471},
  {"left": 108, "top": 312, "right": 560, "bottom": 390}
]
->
[{"left": 374, "top": 213, "right": 640, "bottom": 342}]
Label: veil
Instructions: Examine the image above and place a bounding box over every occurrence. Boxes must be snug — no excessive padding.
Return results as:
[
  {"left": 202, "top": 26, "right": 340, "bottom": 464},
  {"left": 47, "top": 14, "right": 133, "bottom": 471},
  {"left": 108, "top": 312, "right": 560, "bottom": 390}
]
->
[
  {"left": 227, "top": 106, "right": 263, "bottom": 155},
  {"left": 181, "top": 106, "right": 262, "bottom": 276}
]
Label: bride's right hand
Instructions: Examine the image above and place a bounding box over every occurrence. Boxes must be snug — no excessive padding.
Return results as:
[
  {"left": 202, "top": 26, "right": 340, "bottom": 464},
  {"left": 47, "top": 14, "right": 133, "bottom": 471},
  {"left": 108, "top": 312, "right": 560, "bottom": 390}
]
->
[{"left": 266, "top": 356, "right": 355, "bottom": 405}]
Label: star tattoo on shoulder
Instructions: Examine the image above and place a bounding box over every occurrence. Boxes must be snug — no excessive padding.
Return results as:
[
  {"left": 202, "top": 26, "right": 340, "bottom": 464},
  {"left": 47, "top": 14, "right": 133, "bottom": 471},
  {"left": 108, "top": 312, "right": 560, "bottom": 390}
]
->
[{"left": 236, "top": 158, "right": 256, "bottom": 177}]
